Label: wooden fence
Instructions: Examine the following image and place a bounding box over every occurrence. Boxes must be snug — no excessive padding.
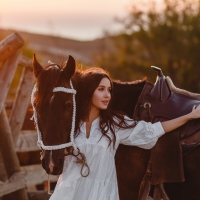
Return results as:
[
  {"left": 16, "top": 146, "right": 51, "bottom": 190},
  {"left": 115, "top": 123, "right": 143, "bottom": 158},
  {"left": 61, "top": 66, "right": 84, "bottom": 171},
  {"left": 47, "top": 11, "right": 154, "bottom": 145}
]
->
[{"left": 0, "top": 32, "right": 57, "bottom": 199}]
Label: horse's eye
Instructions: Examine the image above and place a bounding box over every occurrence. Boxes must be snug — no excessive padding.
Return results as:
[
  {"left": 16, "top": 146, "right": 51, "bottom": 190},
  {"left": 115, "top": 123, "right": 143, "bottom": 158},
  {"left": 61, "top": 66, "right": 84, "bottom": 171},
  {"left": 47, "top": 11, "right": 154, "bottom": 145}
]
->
[{"left": 65, "top": 101, "right": 72, "bottom": 111}]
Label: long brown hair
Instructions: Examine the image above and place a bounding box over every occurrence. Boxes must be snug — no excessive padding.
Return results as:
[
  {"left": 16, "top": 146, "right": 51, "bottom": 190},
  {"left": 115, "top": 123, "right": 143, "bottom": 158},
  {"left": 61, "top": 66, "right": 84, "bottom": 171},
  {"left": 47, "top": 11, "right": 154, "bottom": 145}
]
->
[{"left": 75, "top": 67, "right": 137, "bottom": 148}]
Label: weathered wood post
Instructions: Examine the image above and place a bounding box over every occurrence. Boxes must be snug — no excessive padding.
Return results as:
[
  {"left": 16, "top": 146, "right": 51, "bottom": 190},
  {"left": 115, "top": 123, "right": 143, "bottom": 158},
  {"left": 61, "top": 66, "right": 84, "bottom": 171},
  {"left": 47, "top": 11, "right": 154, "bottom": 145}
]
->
[
  {"left": 0, "top": 109, "right": 27, "bottom": 199},
  {"left": 0, "top": 32, "right": 24, "bottom": 113},
  {"left": 9, "top": 56, "right": 35, "bottom": 144},
  {"left": 0, "top": 50, "right": 22, "bottom": 113},
  {"left": 0, "top": 33, "right": 28, "bottom": 200}
]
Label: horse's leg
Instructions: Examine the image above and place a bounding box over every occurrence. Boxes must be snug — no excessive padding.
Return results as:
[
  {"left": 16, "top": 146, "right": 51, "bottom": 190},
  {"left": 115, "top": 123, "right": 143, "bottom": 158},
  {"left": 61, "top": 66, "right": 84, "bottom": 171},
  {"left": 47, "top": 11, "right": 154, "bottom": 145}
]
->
[
  {"left": 164, "top": 146, "right": 200, "bottom": 200},
  {"left": 158, "top": 183, "right": 169, "bottom": 200},
  {"left": 153, "top": 184, "right": 169, "bottom": 200},
  {"left": 116, "top": 145, "right": 150, "bottom": 200},
  {"left": 138, "top": 161, "right": 152, "bottom": 200},
  {"left": 138, "top": 160, "right": 170, "bottom": 200},
  {"left": 153, "top": 185, "right": 162, "bottom": 200}
]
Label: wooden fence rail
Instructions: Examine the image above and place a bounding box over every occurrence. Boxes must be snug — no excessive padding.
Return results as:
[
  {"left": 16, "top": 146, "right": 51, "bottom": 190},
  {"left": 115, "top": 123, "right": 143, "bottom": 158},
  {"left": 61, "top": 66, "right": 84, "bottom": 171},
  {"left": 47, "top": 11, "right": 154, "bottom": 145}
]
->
[
  {"left": 0, "top": 108, "right": 28, "bottom": 199},
  {"left": 0, "top": 32, "right": 24, "bottom": 62},
  {"left": 0, "top": 50, "right": 22, "bottom": 113},
  {"left": 0, "top": 33, "right": 44, "bottom": 200},
  {"left": 9, "top": 61, "right": 35, "bottom": 144},
  {"left": 0, "top": 172, "right": 26, "bottom": 197},
  {"left": 0, "top": 165, "right": 58, "bottom": 197},
  {"left": 16, "top": 131, "right": 39, "bottom": 152},
  {"left": 0, "top": 32, "right": 57, "bottom": 199}
]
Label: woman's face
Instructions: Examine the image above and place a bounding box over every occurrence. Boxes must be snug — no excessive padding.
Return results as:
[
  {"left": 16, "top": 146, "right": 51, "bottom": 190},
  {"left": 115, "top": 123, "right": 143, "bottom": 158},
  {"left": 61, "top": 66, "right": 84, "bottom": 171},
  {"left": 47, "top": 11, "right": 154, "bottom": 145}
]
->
[{"left": 91, "top": 77, "right": 111, "bottom": 111}]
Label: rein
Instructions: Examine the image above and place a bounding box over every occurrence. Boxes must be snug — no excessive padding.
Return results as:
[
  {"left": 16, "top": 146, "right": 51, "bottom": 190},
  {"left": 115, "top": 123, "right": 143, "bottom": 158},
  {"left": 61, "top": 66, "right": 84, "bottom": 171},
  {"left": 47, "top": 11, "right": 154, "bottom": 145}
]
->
[
  {"left": 47, "top": 147, "right": 90, "bottom": 195},
  {"left": 65, "top": 147, "right": 90, "bottom": 177}
]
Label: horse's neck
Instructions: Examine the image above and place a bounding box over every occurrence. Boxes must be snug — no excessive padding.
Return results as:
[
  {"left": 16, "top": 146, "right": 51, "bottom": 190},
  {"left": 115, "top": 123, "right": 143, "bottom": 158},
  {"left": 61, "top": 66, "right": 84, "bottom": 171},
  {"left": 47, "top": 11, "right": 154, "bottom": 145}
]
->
[{"left": 112, "top": 81, "right": 146, "bottom": 118}]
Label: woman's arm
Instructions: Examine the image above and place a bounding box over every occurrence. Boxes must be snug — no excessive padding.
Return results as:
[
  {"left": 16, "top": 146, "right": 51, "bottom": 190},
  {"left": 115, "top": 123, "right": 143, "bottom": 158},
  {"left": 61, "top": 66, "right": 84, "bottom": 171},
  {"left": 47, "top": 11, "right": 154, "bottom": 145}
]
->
[
  {"left": 116, "top": 105, "right": 200, "bottom": 149},
  {"left": 161, "top": 105, "right": 200, "bottom": 133}
]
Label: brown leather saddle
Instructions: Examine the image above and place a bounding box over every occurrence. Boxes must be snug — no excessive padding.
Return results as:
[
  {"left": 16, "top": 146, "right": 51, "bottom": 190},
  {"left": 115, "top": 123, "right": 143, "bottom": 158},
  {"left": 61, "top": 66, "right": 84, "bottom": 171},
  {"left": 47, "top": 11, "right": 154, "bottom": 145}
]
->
[{"left": 134, "top": 66, "right": 200, "bottom": 185}]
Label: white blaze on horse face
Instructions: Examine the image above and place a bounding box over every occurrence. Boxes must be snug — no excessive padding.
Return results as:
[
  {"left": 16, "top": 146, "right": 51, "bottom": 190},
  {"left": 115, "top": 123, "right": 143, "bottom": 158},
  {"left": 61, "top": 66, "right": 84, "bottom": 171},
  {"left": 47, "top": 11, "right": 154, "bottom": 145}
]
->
[
  {"left": 50, "top": 94, "right": 55, "bottom": 105},
  {"left": 49, "top": 150, "right": 54, "bottom": 173}
]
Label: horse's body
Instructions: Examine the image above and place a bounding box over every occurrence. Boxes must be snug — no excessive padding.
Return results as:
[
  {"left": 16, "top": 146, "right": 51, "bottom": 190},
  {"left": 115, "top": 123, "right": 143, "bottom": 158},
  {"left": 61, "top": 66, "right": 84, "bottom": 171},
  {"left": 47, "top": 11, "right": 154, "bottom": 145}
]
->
[
  {"left": 111, "top": 81, "right": 151, "bottom": 199},
  {"left": 32, "top": 55, "right": 200, "bottom": 200},
  {"left": 112, "top": 81, "right": 159, "bottom": 200},
  {"left": 112, "top": 81, "right": 200, "bottom": 199}
]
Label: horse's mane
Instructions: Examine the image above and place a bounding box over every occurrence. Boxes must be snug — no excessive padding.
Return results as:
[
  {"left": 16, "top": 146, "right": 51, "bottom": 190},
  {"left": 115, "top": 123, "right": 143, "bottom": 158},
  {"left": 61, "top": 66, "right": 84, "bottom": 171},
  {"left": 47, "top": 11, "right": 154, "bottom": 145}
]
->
[
  {"left": 113, "top": 79, "right": 146, "bottom": 85},
  {"left": 112, "top": 79, "right": 147, "bottom": 93}
]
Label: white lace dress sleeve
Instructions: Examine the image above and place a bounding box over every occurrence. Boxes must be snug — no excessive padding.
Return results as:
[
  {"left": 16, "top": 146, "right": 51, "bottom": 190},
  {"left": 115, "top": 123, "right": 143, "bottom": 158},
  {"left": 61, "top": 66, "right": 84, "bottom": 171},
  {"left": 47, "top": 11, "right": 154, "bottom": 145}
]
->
[{"left": 116, "top": 116, "right": 165, "bottom": 149}]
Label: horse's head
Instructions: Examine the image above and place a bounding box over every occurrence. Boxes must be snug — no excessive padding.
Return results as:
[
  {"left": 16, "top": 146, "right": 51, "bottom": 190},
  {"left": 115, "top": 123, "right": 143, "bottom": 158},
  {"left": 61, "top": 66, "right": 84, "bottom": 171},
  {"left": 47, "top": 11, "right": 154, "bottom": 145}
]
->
[{"left": 32, "top": 54, "right": 77, "bottom": 175}]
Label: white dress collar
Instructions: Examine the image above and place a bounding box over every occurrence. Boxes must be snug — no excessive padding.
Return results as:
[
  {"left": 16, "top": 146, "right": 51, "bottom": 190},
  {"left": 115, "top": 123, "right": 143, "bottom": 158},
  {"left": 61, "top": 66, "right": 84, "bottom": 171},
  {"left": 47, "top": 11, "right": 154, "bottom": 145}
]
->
[{"left": 79, "top": 117, "right": 100, "bottom": 135}]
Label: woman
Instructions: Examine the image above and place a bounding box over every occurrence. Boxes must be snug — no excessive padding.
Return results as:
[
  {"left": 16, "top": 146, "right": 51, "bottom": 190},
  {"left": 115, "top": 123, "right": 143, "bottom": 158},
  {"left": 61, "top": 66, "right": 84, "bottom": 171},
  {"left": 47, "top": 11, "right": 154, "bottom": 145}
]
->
[{"left": 50, "top": 68, "right": 200, "bottom": 200}]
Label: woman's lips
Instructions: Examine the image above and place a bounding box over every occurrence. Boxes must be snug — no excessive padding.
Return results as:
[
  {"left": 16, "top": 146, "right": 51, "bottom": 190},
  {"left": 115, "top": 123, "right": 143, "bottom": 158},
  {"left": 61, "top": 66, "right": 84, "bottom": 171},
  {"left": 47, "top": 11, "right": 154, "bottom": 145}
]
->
[{"left": 102, "top": 101, "right": 109, "bottom": 105}]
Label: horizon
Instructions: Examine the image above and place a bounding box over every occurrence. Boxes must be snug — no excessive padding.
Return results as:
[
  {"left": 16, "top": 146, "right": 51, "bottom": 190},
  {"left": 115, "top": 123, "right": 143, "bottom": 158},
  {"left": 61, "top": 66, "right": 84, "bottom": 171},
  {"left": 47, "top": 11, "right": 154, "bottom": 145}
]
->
[
  {"left": 1, "top": 0, "right": 164, "bottom": 41},
  {"left": 1, "top": 0, "right": 132, "bottom": 41}
]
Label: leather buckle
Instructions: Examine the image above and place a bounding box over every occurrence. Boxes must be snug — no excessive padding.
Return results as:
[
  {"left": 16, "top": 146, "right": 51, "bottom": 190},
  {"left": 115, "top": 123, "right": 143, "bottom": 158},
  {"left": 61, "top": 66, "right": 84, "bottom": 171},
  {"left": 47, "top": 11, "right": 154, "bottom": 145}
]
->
[{"left": 143, "top": 102, "right": 151, "bottom": 109}]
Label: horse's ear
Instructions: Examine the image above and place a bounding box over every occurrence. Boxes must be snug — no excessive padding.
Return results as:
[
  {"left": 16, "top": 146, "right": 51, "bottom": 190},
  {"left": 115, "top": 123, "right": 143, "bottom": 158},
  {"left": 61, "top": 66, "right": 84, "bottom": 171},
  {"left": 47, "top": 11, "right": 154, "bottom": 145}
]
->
[
  {"left": 63, "top": 55, "right": 76, "bottom": 79},
  {"left": 32, "top": 54, "right": 44, "bottom": 78}
]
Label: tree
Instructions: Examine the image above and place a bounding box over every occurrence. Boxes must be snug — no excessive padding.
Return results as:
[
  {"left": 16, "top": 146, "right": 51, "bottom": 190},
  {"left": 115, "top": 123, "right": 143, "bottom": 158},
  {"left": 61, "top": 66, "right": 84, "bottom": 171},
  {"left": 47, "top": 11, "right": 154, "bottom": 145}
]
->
[{"left": 96, "top": 0, "right": 200, "bottom": 92}]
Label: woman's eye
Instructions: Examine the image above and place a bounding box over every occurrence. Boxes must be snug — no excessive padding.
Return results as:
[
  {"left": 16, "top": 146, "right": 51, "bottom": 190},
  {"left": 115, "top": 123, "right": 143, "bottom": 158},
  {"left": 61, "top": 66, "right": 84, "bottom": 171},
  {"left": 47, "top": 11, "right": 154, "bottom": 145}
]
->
[{"left": 99, "top": 88, "right": 104, "bottom": 91}]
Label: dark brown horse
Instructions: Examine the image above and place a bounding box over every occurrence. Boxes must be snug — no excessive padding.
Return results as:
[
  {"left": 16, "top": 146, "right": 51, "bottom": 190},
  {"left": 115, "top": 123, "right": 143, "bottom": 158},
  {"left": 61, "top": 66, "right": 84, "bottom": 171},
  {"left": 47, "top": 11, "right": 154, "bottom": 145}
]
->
[
  {"left": 32, "top": 55, "right": 200, "bottom": 200},
  {"left": 32, "top": 54, "right": 81, "bottom": 175},
  {"left": 112, "top": 68, "right": 200, "bottom": 200}
]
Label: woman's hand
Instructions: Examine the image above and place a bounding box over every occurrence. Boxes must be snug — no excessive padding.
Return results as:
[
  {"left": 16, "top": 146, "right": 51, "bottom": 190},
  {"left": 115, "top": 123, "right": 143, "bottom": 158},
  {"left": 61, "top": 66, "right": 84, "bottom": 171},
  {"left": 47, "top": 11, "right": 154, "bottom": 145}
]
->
[
  {"left": 161, "top": 105, "right": 200, "bottom": 133},
  {"left": 188, "top": 105, "right": 200, "bottom": 119}
]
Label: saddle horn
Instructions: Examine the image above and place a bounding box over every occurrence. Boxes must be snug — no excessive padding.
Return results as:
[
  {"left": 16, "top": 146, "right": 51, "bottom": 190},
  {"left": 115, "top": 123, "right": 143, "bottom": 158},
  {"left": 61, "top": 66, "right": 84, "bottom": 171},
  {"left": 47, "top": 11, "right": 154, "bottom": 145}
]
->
[
  {"left": 150, "top": 66, "right": 170, "bottom": 102},
  {"left": 151, "top": 66, "right": 164, "bottom": 77}
]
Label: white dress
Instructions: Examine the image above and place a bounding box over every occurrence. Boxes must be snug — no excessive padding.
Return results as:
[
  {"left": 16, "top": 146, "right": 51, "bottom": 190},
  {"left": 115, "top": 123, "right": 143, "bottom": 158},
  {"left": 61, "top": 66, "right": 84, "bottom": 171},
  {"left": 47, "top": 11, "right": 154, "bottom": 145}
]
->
[{"left": 49, "top": 116, "right": 165, "bottom": 200}]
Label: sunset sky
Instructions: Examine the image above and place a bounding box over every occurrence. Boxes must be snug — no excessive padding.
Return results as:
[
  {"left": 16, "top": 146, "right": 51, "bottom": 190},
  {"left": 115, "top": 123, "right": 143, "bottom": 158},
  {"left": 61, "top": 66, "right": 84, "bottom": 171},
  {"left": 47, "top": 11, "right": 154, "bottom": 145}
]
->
[{"left": 1, "top": 0, "right": 163, "bottom": 40}]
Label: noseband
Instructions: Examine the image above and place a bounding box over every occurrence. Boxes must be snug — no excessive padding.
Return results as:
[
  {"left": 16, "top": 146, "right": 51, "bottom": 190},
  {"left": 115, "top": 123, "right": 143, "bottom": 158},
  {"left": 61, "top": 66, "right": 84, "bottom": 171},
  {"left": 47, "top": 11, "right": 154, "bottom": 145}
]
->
[{"left": 31, "top": 80, "right": 78, "bottom": 151}]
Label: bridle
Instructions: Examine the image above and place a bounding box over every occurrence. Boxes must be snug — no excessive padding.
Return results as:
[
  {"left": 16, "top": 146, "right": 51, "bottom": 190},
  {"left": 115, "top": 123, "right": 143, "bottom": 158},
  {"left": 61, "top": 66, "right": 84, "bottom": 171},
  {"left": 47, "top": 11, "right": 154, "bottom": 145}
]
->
[
  {"left": 31, "top": 78, "right": 90, "bottom": 194},
  {"left": 31, "top": 80, "right": 78, "bottom": 151}
]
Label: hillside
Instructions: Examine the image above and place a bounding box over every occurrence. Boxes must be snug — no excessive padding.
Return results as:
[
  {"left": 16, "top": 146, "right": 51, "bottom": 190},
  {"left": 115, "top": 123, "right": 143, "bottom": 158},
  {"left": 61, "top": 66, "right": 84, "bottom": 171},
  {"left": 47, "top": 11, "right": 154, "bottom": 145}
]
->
[{"left": 0, "top": 29, "right": 114, "bottom": 65}]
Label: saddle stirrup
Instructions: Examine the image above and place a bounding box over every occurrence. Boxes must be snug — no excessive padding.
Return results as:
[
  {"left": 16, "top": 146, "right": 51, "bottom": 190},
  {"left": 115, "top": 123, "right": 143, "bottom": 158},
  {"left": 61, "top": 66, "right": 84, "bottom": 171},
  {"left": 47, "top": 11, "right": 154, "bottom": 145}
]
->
[
  {"left": 138, "top": 160, "right": 169, "bottom": 200},
  {"left": 153, "top": 183, "right": 169, "bottom": 200}
]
